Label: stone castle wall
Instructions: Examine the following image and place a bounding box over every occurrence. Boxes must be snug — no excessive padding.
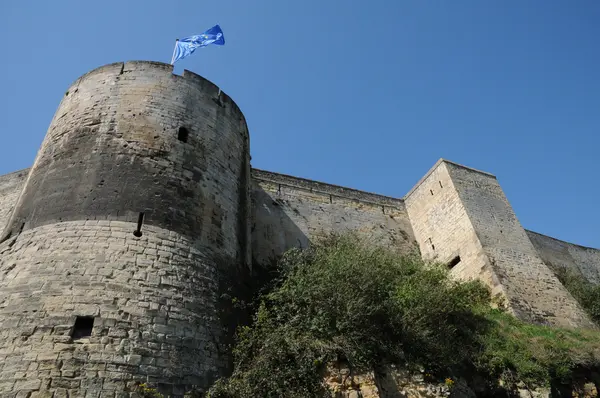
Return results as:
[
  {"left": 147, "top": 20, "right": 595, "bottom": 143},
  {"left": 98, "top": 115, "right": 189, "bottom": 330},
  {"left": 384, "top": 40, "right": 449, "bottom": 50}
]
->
[
  {"left": 4, "top": 162, "right": 597, "bottom": 329},
  {"left": 405, "top": 160, "right": 595, "bottom": 328},
  {"left": 0, "top": 170, "right": 27, "bottom": 231},
  {"left": 0, "top": 221, "right": 224, "bottom": 396},
  {"left": 0, "top": 60, "right": 599, "bottom": 396},
  {"left": 528, "top": 230, "right": 600, "bottom": 285},
  {"left": 403, "top": 160, "right": 505, "bottom": 298},
  {"left": 251, "top": 169, "right": 415, "bottom": 267}
]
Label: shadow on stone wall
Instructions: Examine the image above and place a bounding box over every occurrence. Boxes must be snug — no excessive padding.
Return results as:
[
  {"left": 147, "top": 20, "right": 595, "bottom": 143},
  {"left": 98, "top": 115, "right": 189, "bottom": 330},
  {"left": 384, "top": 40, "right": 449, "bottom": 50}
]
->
[
  {"left": 212, "top": 186, "right": 310, "bottom": 390},
  {"left": 250, "top": 185, "right": 310, "bottom": 272}
]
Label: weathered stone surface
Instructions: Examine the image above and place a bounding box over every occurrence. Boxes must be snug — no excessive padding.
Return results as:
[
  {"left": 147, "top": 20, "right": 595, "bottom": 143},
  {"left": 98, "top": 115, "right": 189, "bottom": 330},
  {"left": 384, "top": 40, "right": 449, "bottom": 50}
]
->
[
  {"left": 0, "top": 221, "right": 231, "bottom": 397},
  {"left": 0, "top": 169, "right": 27, "bottom": 232},
  {"left": 323, "top": 363, "right": 561, "bottom": 398},
  {"left": 1, "top": 61, "right": 251, "bottom": 268},
  {"left": 251, "top": 170, "right": 416, "bottom": 266},
  {"left": 0, "top": 61, "right": 251, "bottom": 397},
  {"left": 405, "top": 159, "right": 595, "bottom": 328},
  {"left": 528, "top": 230, "right": 600, "bottom": 285}
]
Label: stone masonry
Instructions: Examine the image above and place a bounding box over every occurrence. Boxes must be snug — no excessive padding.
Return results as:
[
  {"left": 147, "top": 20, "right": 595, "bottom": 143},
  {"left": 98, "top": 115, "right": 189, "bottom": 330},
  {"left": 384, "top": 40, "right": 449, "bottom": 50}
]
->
[
  {"left": 0, "top": 221, "right": 224, "bottom": 396},
  {"left": 0, "top": 60, "right": 599, "bottom": 396},
  {"left": 404, "top": 160, "right": 595, "bottom": 328},
  {"left": 0, "top": 61, "right": 250, "bottom": 397},
  {"left": 0, "top": 170, "right": 27, "bottom": 232}
]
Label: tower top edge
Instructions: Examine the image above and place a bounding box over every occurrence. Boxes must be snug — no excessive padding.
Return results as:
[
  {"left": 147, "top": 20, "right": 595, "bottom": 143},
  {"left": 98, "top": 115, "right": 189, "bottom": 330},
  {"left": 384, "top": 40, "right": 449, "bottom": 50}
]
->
[
  {"left": 403, "top": 158, "right": 497, "bottom": 200},
  {"left": 68, "top": 61, "right": 245, "bottom": 118}
]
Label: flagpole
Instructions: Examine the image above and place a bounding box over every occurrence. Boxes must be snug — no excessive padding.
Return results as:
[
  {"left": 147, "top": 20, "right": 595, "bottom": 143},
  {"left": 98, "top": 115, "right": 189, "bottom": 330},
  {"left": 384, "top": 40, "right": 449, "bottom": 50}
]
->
[{"left": 170, "top": 39, "right": 179, "bottom": 65}]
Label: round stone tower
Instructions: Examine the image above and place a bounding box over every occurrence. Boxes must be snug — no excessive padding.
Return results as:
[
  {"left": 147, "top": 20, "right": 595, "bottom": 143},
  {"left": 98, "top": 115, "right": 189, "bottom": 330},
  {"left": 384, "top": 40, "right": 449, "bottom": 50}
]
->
[{"left": 0, "top": 61, "right": 251, "bottom": 397}]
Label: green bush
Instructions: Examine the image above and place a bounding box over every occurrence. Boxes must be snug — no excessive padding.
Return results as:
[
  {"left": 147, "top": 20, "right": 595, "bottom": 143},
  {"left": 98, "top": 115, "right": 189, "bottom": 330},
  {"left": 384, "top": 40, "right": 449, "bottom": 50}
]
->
[
  {"left": 207, "top": 234, "right": 600, "bottom": 397},
  {"left": 553, "top": 267, "right": 600, "bottom": 325},
  {"left": 207, "top": 234, "right": 491, "bottom": 397}
]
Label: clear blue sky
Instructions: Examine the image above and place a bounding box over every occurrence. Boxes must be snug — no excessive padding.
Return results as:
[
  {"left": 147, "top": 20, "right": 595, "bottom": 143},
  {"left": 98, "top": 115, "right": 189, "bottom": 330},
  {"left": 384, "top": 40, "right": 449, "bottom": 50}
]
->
[{"left": 0, "top": 1, "right": 598, "bottom": 248}]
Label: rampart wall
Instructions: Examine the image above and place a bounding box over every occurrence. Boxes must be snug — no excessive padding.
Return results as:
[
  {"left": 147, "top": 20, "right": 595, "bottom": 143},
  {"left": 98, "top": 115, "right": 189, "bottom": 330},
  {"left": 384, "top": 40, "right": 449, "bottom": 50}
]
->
[
  {"left": 251, "top": 169, "right": 415, "bottom": 267},
  {"left": 0, "top": 170, "right": 27, "bottom": 231},
  {"left": 1, "top": 166, "right": 599, "bottom": 292},
  {"left": 527, "top": 230, "right": 600, "bottom": 285}
]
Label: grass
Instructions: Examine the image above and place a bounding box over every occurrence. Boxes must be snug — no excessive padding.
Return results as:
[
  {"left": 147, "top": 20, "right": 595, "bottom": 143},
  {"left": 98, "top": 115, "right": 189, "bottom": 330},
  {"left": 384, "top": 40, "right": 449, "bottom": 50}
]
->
[{"left": 479, "top": 308, "right": 600, "bottom": 389}]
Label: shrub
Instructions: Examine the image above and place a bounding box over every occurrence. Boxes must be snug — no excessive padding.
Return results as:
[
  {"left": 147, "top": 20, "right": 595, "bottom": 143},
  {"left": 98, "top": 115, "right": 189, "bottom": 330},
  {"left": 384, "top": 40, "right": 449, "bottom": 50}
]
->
[
  {"left": 207, "top": 233, "right": 600, "bottom": 397},
  {"left": 553, "top": 267, "right": 600, "bottom": 325},
  {"left": 207, "top": 234, "right": 492, "bottom": 397}
]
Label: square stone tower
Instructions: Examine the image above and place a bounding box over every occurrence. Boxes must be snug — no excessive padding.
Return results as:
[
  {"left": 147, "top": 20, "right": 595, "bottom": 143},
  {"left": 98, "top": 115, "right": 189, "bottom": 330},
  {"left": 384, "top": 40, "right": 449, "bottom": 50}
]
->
[{"left": 405, "top": 159, "right": 594, "bottom": 328}]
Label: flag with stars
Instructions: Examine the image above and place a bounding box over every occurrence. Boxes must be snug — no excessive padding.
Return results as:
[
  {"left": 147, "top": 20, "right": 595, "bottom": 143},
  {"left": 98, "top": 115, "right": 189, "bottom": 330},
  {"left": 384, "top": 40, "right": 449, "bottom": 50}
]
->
[{"left": 171, "top": 25, "right": 225, "bottom": 64}]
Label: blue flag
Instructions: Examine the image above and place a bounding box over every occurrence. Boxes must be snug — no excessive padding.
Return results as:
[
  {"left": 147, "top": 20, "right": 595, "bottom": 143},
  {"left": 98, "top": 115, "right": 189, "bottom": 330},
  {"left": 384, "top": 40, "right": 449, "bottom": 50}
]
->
[{"left": 171, "top": 25, "right": 225, "bottom": 64}]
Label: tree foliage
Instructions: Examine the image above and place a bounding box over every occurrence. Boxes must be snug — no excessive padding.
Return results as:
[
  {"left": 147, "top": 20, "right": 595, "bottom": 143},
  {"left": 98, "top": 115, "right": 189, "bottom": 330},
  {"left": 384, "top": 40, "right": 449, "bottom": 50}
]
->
[
  {"left": 554, "top": 267, "right": 600, "bottom": 325},
  {"left": 207, "top": 234, "right": 600, "bottom": 397},
  {"left": 207, "top": 234, "right": 490, "bottom": 397}
]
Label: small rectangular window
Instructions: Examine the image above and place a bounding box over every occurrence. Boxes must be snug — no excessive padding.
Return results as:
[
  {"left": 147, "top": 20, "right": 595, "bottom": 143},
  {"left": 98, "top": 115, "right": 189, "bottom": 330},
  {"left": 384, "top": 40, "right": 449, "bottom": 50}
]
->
[
  {"left": 72, "top": 316, "right": 94, "bottom": 340},
  {"left": 447, "top": 256, "right": 461, "bottom": 269}
]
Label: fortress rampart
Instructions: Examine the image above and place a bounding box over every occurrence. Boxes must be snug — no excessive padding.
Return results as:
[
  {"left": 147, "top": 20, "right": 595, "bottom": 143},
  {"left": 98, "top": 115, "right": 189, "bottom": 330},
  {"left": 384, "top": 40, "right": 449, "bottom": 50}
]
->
[{"left": 0, "top": 61, "right": 598, "bottom": 397}]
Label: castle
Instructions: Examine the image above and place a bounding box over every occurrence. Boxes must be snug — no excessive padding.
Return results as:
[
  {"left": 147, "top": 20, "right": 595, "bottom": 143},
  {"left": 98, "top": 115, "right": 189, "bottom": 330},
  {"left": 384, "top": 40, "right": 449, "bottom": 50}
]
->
[{"left": 0, "top": 60, "right": 598, "bottom": 397}]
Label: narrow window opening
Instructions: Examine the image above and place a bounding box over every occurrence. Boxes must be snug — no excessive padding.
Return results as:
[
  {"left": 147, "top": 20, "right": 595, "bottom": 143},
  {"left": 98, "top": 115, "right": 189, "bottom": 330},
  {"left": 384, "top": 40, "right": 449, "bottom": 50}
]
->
[
  {"left": 178, "top": 127, "right": 189, "bottom": 143},
  {"left": 430, "top": 189, "right": 434, "bottom": 195},
  {"left": 133, "top": 212, "right": 144, "bottom": 237},
  {"left": 428, "top": 238, "right": 435, "bottom": 251},
  {"left": 72, "top": 316, "right": 94, "bottom": 340},
  {"left": 439, "top": 181, "right": 443, "bottom": 188},
  {"left": 448, "top": 256, "right": 461, "bottom": 269}
]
